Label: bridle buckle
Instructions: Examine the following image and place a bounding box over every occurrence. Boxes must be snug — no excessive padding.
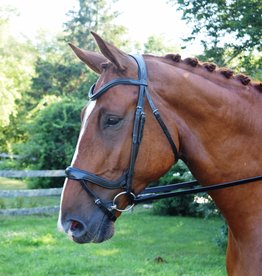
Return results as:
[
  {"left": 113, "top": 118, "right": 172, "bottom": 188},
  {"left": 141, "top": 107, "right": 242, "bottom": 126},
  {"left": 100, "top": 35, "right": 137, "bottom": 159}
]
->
[{"left": 112, "top": 191, "right": 136, "bottom": 212}]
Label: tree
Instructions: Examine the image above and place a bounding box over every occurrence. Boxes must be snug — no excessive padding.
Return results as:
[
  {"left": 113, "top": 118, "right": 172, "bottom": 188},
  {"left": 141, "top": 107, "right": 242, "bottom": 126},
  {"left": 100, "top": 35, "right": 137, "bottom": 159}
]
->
[
  {"left": 63, "top": 0, "right": 127, "bottom": 50},
  {"left": 4, "top": 0, "right": 129, "bottom": 187},
  {"left": 26, "top": 34, "right": 96, "bottom": 109},
  {"left": 18, "top": 96, "right": 84, "bottom": 188},
  {"left": 28, "top": 0, "right": 128, "bottom": 109},
  {"left": 170, "top": 0, "right": 262, "bottom": 76},
  {"left": 0, "top": 9, "right": 35, "bottom": 128},
  {"left": 26, "top": 0, "right": 128, "bottom": 111},
  {"left": 144, "top": 35, "right": 179, "bottom": 55},
  {"left": 0, "top": 7, "right": 36, "bottom": 152}
]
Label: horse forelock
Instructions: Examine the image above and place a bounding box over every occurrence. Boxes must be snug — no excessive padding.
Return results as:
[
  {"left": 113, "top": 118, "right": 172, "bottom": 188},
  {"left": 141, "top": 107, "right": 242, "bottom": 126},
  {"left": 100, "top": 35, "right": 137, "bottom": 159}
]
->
[{"left": 162, "top": 54, "right": 262, "bottom": 93}]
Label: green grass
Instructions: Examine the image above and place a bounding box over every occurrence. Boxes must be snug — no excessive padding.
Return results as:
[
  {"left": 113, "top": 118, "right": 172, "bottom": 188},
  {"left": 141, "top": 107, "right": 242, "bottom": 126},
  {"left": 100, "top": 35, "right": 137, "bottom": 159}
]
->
[
  {"left": 0, "top": 177, "right": 60, "bottom": 209},
  {"left": 0, "top": 196, "right": 60, "bottom": 209},
  {"left": 0, "top": 208, "right": 226, "bottom": 275},
  {"left": 0, "top": 177, "right": 27, "bottom": 190},
  {"left": 0, "top": 178, "right": 226, "bottom": 274}
]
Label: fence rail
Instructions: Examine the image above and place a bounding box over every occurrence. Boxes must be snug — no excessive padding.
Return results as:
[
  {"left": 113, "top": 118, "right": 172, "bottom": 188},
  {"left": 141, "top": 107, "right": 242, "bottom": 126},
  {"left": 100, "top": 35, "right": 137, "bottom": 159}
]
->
[
  {"left": 0, "top": 188, "right": 62, "bottom": 198},
  {"left": 0, "top": 206, "right": 60, "bottom": 216},
  {"left": 0, "top": 153, "right": 21, "bottom": 159},
  {"left": 0, "top": 170, "right": 65, "bottom": 178},
  {"left": 0, "top": 170, "right": 64, "bottom": 216}
]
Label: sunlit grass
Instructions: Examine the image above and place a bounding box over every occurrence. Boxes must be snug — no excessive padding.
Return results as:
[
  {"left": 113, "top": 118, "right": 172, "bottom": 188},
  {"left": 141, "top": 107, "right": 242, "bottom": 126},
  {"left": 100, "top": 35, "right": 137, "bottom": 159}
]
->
[
  {"left": 0, "top": 208, "right": 226, "bottom": 275},
  {"left": 0, "top": 177, "right": 27, "bottom": 190},
  {"left": 95, "top": 248, "right": 120, "bottom": 256}
]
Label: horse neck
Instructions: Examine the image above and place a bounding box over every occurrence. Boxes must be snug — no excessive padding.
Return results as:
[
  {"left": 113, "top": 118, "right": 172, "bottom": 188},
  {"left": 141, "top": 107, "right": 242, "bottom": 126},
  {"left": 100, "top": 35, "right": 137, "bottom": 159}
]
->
[
  {"left": 148, "top": 57, "right": 262, "bottom": 232},
  {"left": 148, "top": 57, "right": 261, "bottom": 180}
]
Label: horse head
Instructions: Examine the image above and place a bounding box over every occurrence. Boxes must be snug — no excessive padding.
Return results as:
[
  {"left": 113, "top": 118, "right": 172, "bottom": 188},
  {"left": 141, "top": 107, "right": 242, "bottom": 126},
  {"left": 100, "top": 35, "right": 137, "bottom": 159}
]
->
[{"left": 58, "top": 32, "right": 179, "bottom": 243}]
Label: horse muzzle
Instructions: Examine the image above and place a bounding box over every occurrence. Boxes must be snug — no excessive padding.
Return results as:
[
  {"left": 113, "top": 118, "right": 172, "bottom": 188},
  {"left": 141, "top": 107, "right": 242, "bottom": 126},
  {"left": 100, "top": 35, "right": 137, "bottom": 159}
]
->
[{"left": 59, "top": 214, "right": 115, "bottom": 244}]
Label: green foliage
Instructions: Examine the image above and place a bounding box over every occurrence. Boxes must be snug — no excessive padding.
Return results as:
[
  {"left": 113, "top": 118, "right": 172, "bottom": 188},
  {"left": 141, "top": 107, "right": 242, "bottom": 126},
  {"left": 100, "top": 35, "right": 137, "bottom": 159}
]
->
[
  {"left": 152, "top": 160, "right": 218, "bottom": 217},
  {"left": 172, "top": 0, "right": 262, "bottom": 76},
  {"left": 18, "top": 96, "right": 85, "bottom": 188},
  {"left": 0, "top": 199, "right": 5, "bottom": 209},
  {"left": 21, "top": 0, "right": 129, "bottom": 151},
  {"left": 152, "top": 161, "right": 197, "bottom": 216},
  {"left": 0, "top": 10, "right": 35, "bottom": 127},
  {"left": 174, "top": 0, "right": 261, "bottom": 52},
  {"left": 195, "top": 196, "right": 218, "bottom": 219},
  {"left": 144, "top": 35, "right": 179, "bottom": 55},
  {"left": 229, "top": 51, "right": 262, "bottom": 81},
  {"left": 0, "top": 10, "right": 36, "bottom": 153},
  {"left": 158, "top": 160, "right": 193, "bottom": 184},
  {"left": 215, "top": 221, "right": 228, "bottom": 251},
  {"left": 153, "top": 195, "right": 197, "bottom": 216},
  {"left": 0, "top": 159, "right": 19, "bottom": 170},
  {"left": 26, "top": 35, "right": 97, "bottom": 109},
  {"left": 0, "top": 0, "right": 128, "bottom": 174}
]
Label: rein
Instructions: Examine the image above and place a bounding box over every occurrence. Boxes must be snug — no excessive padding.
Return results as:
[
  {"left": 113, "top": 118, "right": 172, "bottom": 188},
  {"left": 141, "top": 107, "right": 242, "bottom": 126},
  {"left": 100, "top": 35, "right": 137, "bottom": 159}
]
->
[
  {"left": 135, "top": 175, "right": 262, "bottom": 204},
  {"left": 65, "top": 54, "right": 262, "bottom": 221}
]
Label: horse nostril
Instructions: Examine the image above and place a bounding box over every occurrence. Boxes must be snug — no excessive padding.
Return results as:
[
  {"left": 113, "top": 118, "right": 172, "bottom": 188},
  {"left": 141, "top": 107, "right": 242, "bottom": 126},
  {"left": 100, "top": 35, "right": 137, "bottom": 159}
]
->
[
  {"left": 70, "top": 220, "right": 82, "bottom": 231},
  {"left": 69, "top": 219, "right": 86, "bottom": 237}
]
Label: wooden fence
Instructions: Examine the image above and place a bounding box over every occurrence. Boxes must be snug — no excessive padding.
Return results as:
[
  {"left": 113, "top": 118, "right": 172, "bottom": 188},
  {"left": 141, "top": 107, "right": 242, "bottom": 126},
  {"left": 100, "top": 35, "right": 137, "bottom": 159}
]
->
[
  {"left": 0, "top": 170, "right": 64, "bottom": 216},
  {"left": 0, "top": 153, "right": 21, "bottom": 159},
  {"left": 0, "top": 170, "right": 65, "bottom": 178}
]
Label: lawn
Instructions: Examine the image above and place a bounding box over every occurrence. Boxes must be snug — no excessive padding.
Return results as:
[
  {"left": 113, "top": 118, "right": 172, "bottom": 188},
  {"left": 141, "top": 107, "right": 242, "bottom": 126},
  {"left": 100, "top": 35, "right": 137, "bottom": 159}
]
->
[
  {"left": 0, "top": 177, "right": 27, "bottom": 190},
  {"left": 0, "top": 208, "right": 226, "bottom": 276},
  {"left": 0, "top": 177, "right": 60, "bottom": 209},
  {"left": 0, "top": 177, "right": 226, "bottom": 275}
]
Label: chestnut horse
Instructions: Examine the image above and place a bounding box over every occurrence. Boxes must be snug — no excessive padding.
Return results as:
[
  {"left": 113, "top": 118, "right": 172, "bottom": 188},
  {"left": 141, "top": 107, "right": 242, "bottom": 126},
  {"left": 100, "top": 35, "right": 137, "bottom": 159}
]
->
[{"left": 58, "top": 33, "right": 262, "bottom": 275}]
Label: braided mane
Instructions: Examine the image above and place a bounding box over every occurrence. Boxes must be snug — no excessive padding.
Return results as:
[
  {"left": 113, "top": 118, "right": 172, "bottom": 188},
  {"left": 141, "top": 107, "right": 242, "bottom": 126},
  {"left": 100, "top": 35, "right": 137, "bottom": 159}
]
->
[{"left": 164, "top": 54, "right": 262, "bottom": 93}]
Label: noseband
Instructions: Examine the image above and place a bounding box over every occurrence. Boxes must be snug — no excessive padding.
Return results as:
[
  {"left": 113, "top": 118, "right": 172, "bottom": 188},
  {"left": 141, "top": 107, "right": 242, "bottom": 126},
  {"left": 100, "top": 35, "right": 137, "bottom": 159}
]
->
[{"left": 65, "top": 55, "right": 179, "bottom": 221}]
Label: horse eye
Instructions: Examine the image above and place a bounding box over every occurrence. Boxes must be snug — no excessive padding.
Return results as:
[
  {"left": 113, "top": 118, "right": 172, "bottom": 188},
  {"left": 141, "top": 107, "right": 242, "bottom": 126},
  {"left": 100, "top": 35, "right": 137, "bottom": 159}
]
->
[{"left": 104, "top": 116, "right": 122, "bottom": 128}]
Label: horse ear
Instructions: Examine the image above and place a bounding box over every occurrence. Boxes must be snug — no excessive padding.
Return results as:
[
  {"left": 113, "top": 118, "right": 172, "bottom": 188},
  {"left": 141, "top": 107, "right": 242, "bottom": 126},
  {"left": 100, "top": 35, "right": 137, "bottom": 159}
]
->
[
  {"left": 69, "top": 43, "right": 107, "bottom": 74},
  {"left": 91, "top": 31, "right": 136, "bottom": 72}
]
